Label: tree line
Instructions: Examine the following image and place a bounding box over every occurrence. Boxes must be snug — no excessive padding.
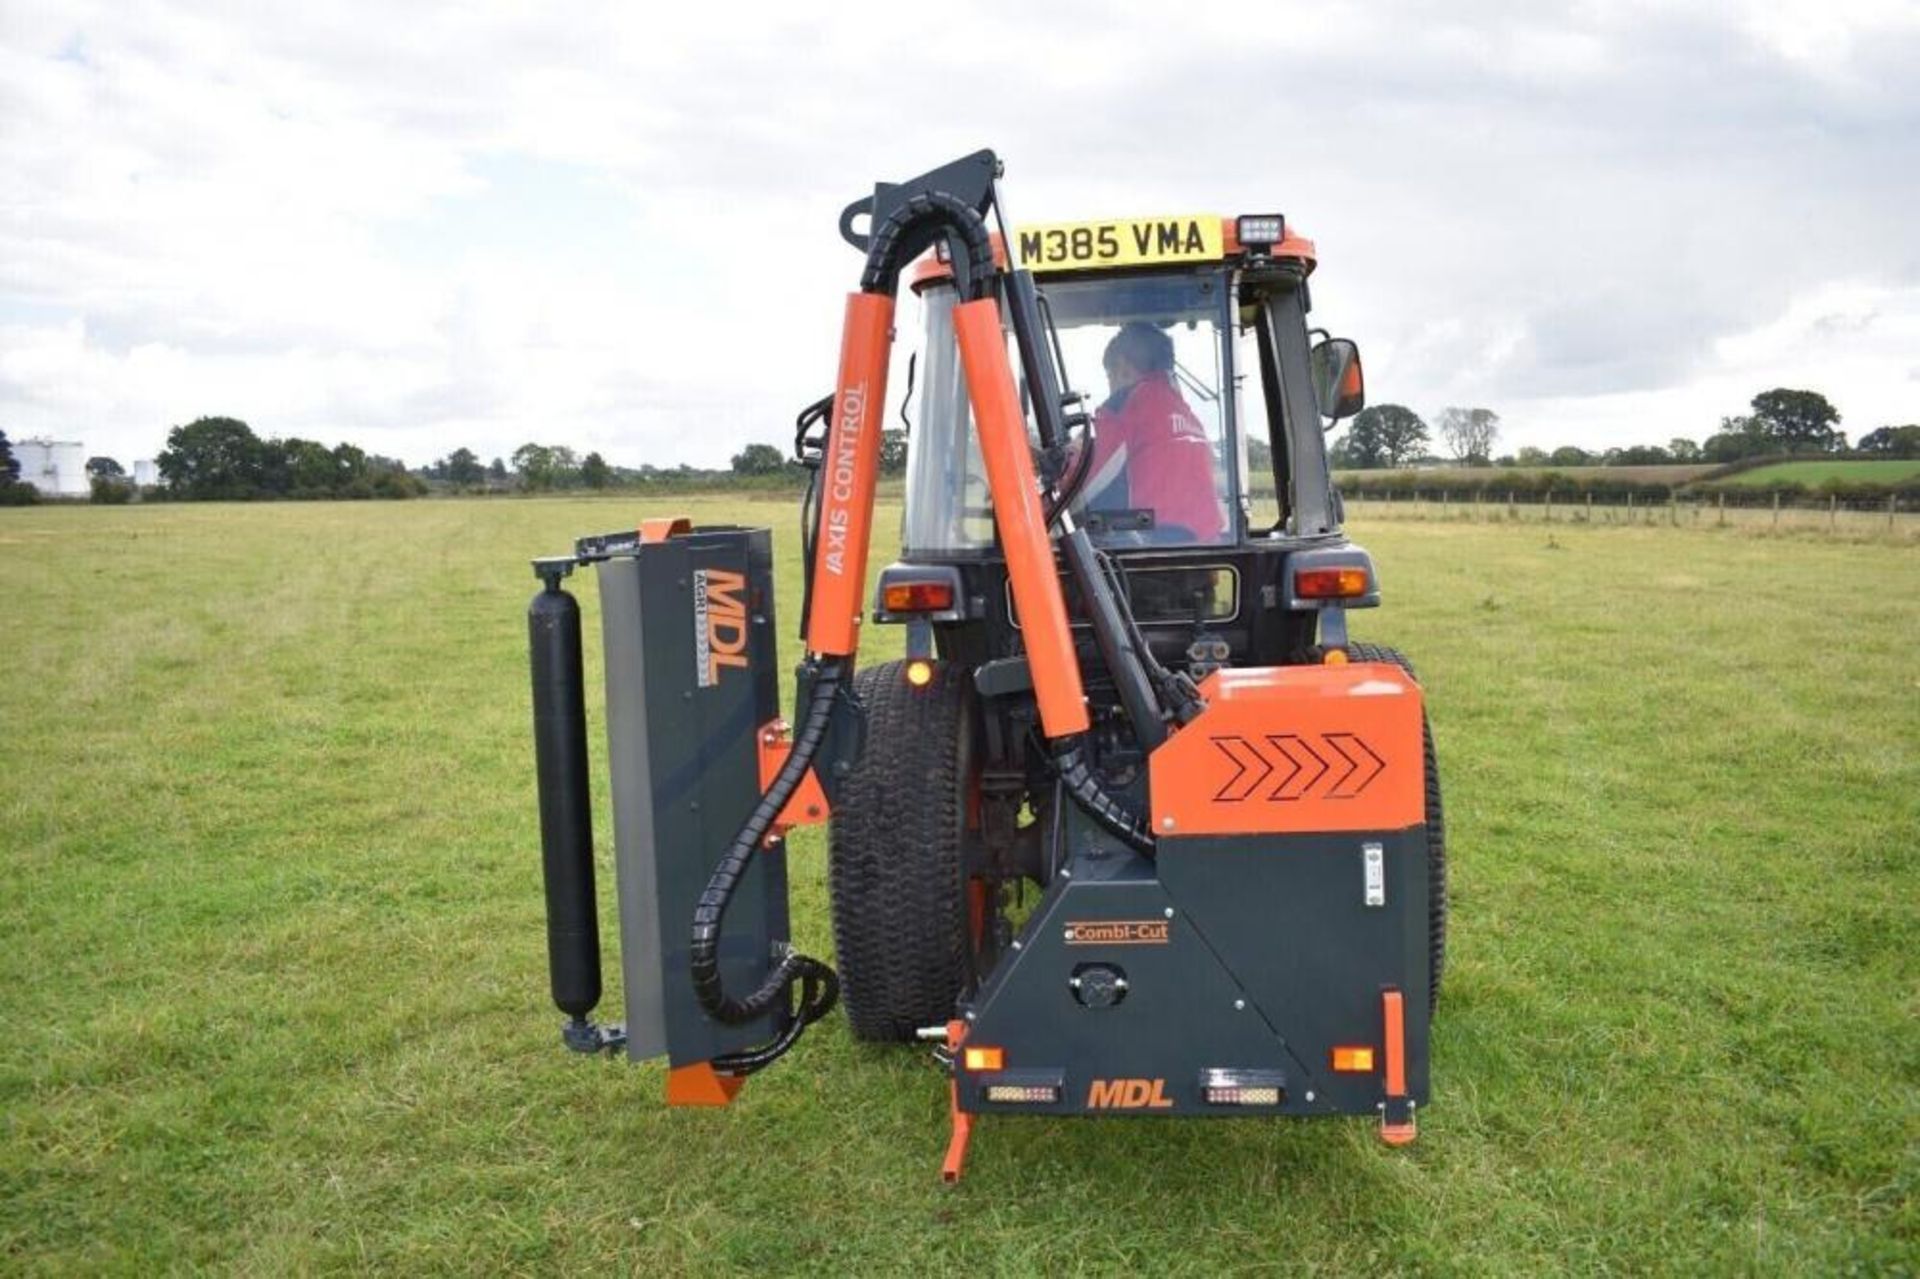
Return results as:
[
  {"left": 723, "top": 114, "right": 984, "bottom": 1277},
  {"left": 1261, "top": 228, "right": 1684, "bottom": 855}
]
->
[{"left": 1332, "top": 388, "right": 1915, "bottom": 470}]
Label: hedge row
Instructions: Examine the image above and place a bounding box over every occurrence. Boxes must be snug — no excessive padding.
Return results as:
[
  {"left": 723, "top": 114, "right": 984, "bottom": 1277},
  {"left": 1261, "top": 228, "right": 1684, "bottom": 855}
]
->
[{"left": 1337, "top": 469, "right": 1919, "bottom": 503}]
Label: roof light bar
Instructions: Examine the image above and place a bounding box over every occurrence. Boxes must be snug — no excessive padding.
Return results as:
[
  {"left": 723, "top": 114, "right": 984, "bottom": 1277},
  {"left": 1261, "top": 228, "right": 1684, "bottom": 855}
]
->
[{"left": 1236, "top": 214, "right": 1286, "bottom": 249}]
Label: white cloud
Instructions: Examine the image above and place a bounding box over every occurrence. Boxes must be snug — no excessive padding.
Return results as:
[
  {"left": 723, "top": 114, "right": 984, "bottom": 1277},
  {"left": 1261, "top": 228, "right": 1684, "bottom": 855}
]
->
[{"left": 2, "top": 0, "right": 1916, "bottom": 468}]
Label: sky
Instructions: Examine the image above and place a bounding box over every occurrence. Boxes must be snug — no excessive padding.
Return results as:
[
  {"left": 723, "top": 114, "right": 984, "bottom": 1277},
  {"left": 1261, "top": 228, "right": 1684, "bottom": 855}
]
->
[{"left": 3, "top": 0, "right": 1917, "bottom": 470}]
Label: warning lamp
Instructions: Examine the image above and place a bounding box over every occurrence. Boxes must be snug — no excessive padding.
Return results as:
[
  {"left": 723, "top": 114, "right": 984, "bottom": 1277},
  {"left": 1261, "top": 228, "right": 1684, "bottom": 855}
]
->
[
  {"left": 1294, "top": 566, "right": 1370, "bottom": 599},
  {"left": 905, "top": 658, "right": 936, "bottom": 688},
  {"left": 882, "top": 581, "right": 956, "bottom": 613},
  {"left": 1235, "top": 214, "right": 1286, "bottom": 249},
  {"left": 962, "top": 1046, "right": 1004, "bottom": 1072},
  {"left": 1200, "top": 1068, "right": 1286, "bottom": 1106},
  {"left": 1331, "top": 1046, "right": 1376, "bottom": 1073}
]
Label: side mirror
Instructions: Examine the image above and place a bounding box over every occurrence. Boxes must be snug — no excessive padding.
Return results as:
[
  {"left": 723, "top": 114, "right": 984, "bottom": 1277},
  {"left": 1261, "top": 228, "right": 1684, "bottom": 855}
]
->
[{"left": 1310, "top": 337, "right": 1365, "bottom": 421}]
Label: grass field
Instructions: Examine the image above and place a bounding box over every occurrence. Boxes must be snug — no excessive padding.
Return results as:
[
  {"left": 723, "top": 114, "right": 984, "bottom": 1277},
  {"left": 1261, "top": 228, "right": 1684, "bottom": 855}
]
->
[
  {"left": 3, "top": 498, "right": 1916, "bottom": 1273},
  {"left": 1718, "top": 458, "right": 1920, "bottom": 486}
]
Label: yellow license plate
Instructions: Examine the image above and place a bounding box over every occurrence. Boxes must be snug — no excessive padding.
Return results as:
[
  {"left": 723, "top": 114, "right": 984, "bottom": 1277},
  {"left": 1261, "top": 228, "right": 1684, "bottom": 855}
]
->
[{"left": 1014, "top": 215, "right": 1223, "bottom": 271}]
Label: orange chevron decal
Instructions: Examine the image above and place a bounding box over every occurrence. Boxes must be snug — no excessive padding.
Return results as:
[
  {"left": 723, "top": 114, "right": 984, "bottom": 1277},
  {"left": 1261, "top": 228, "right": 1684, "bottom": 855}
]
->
[{"left": 1150, "top": 663, "right": 1424, "bottom": 836}]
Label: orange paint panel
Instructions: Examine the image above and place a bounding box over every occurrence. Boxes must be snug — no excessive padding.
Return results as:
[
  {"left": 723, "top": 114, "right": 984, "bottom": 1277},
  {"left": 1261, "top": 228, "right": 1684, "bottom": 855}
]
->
[
  {"left": 666, "top": 1061, "right": 745, "bottom": 1106},
  {"left": 755, "top": 719, "right": 829, "bottom": 844},
  {"left": 805, "top": 292, "right": 895, "bottom": 656},
  {"left": 637, "top": 516, "right": 691, "bottom": 543},
  {"left": 954, "top": 297, "right": 1090, "bottom": 739},
  {"left": 1149, "top": 663, "right": 1423, "bottom": 835}
]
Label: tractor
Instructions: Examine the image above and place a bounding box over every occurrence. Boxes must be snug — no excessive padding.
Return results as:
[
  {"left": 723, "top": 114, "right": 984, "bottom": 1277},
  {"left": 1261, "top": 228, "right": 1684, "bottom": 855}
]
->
[{"left": 528, "top": 150, "right": 1445, "bottom": 1181}]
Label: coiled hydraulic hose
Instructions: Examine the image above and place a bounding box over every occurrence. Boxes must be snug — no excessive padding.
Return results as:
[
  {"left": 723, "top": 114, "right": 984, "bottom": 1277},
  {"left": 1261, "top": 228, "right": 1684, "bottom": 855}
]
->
[
  {"left": 687, "top": 657, "right": 846, "bottom": 1041},
  {"left": 685, "top": 190, "right": 998, "bottom": 1073},
  {"left": 1052, "top": 737, "right": 1154, "bottom": 853}
]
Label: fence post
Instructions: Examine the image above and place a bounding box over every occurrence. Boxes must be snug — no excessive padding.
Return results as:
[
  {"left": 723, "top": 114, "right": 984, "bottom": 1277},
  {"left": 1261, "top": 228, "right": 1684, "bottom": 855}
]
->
[
  {"left": 1829, "top": 493, "right": 1837, "bottom": 532},
  {"left": 1669, "top": 492, "right": 1677, "bottom": 526},
  {"left": 1442, "top": 489, "right": 1449, "bottom": 520},
  {"left": 1506, "top": 491, "right": 1515, "bottom": 521},
  {"left": 1891, "top": 494, "right": 1899, "bottom": 531},
  {"left": 1627, "top": 491, "right": 1634, "bottom": 523},
  {"left": 1718, "top": 491, "right": 1725, "bottom": 527},
  {"left": 1545, "top": 490, "right": 1552, "bottom": 522},
  {"left": 1772, "top": 490, "right": 1780, "bottom": 528},
  {"left": 1585, "top": 492, "right": 1592, "bottom": 523}
]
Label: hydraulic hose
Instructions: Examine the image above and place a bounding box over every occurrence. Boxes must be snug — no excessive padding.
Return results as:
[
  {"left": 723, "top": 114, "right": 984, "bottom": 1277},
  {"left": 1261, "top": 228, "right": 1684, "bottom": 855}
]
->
[
  {"left": 1052, "top": 736, "right": 1154, "bottom": 853},
  {"left": 685, "top": 187, "right": 994, "bottom": 1074},
  {"left": 686, "top": 657, "right": 846, "bottom": 1066}
]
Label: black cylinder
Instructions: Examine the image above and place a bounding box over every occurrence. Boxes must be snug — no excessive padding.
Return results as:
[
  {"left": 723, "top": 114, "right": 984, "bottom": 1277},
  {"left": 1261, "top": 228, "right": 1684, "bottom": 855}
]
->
[{"left": 529, "top": 577, "right": 600, "bottom": 1020}]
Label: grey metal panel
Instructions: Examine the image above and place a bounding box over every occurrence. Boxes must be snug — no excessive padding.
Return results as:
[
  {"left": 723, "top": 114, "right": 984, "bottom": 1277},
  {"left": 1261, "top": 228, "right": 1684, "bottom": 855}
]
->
[
  {"left": 597, "top": 556, "right": 668, "bottom": 1060},
  {"left": 1267, "top": 288, "right": 1338, "bottom": 537},
  {"left": 597, "top": 527, "right": 789, "bottom": 1067}
]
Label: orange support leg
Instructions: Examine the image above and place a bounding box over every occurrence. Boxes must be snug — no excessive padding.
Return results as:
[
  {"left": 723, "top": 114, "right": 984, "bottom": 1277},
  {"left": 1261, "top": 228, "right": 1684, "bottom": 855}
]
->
[
  {"left": 941, "top": 1018, "right": 974, "bottom": 1183},
  {"left": 1379, "top": 988, "right": 1417, "bottom": 1145}
]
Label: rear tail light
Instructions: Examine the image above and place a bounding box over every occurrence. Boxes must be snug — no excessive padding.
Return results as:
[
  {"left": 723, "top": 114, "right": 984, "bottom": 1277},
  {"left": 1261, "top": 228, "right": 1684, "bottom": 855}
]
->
[
  {"left": 1331, "top": 1045, "right": 1376, "bottom": 1073},
  {"left": 882, "top": 581, "right": 955, "bottom": 612},
  {"left": 1294, "top": 567, "right": 1370, "bottom": 599},
  {"left": 962, "top": 1046, "right": 1004, "bottom": 1072},
  {"left": 905, "top": 658, "right": 935, "bottom": 688},
  {"left": 1200, "top": 1068, "right": 1286, "bottom": 1106}
]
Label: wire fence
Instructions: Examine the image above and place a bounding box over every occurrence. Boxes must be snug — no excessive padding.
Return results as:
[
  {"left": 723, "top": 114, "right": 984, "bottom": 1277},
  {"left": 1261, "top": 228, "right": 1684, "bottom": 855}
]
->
[{"left": 1339, "top": 488, "right": 1918, "bottom": 542}]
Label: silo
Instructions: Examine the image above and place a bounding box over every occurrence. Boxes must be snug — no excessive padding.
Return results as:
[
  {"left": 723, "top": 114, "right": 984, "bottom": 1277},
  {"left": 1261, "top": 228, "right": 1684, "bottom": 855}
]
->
[{"left": 15, "top": 439, "right": 89, "bottom": 497}]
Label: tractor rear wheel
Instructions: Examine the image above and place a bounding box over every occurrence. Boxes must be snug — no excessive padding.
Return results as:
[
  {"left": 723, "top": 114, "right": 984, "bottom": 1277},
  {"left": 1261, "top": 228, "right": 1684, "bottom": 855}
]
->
[
  {"left": 828, "top": 659, "right": 977, "bottom": 1042},
  {"left": 1346, "top": 642, "right": 1448, "bottom": 1009}
]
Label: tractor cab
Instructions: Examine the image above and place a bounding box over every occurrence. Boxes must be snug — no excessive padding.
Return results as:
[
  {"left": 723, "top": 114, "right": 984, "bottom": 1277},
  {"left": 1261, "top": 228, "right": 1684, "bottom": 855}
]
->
[{"left": 884, "top": 213, "right": 1375, "bottom": 680}]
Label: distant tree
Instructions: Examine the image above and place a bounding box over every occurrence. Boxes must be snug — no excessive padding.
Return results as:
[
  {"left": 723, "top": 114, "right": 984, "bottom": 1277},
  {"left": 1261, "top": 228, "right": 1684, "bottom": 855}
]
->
[
  {"left": 157, "top": 417, "right": 270, "bottom": 499},
  {"left": 731, "top": 443, "right": 787, "bottom": 475},
  {"left": 1327, "top": 433, "right": 1357, "bottom": 470},
  {"left": 1247, "top": 436, "right": 1273, "bottom": 474},
  {"left": 443, "top": 447, "right": 486, "bottom": 489},
  {"left": 86, "top": 456, "right": 125, "bottom": 479},
  {"left": 547, "top": 446, "right": 581, "bottom": 488},
  {"left": 1668, "top": 437, "right": 1701, "bottom": 462},
  {"left": 579, "top": 451, "right": 612, "bottom": 489},
  {"left": 277, "top": 438, "right": 342, "bottom": 496},
  {"left": 1514, "top": 446, "right": 1549, "bottom": 467},
  {"left": 1857, "top": 425, "right": 1920, "bottom": 458},
  {"left": 1344, "top": 404, "right": 1427, "bottom": 469},
  {"left": 1548, "top": 445, "right": 1595, "bottom": 467},
  {"left": 1493, "top": 455, "right": 1517, "bottom": 468},
  {"left": 488, "top": 456, "right": 508, "bottom": 482},
  {"left": 879, "top": 429, "right": 909, "bottom": 476},
  {"left": 90, "top": 474, "right": 134, "bottom": 504},
  {"left": 512, "top": 443, "right": 560, "bottom": 490},
  {"left": 0, "top": 429, "right": 33, "bottom": 504},
  {"left": 1435, "top": 407, "right": 1500, "bottom": 465},
  {"left": 1606, "top": 444, "right": 1672, "bottom": 466},
  {"left": 1749, "top": 388, "right": 1841, "bottom": 453}
]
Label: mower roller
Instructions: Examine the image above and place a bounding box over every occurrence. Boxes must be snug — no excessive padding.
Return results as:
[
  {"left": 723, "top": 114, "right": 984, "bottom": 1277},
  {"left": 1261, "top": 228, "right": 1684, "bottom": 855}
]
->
[{"left": 527, "top": 150, "right": 1446, "bottom": 1179}]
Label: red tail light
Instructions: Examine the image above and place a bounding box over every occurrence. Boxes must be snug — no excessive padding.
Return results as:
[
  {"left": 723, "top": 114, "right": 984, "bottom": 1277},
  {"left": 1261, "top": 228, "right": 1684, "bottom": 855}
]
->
[
  {"left": 1294, "top": 567, "right": 1370, "bottom": 599},
  {"left": 882, "top": 581, "right": 956, "bottom": 612}
]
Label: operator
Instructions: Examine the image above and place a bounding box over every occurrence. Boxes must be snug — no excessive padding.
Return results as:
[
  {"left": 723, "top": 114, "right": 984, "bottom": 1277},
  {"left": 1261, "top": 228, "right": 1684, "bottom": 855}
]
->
[{"left": 1078, "top": 322, "right": 1225, "bottom": 542}]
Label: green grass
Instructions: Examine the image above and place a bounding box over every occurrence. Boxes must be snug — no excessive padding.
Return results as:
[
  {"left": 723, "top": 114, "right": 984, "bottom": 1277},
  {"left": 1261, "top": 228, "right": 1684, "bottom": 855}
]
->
[
  {"left": 1718, "top": 458, "right": 1920, "bottom": 486},
  {"left": 2, "top": 498, "right": 1915, "bottom": 1273}
]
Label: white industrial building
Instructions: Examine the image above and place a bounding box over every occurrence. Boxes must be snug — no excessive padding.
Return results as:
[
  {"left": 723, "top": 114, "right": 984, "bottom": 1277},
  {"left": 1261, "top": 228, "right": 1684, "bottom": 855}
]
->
[
  {"left": 132, "top": 459, "right": 159, "bottom": 487},
  {"left": 14, "top": 438, "right": 88, "bottom": 497}
]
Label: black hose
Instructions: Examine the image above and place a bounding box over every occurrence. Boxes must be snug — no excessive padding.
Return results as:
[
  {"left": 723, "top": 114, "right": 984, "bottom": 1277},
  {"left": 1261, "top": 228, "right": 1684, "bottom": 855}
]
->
[
  {"left": 859, "top": 191, "right": 996, "bottom": 301},
  {"left": 687, "top": 657, "right": 847, "bottom": 1067},
  {"left": 1052, "top": 736, "right": 1153, "bottom": 853}
]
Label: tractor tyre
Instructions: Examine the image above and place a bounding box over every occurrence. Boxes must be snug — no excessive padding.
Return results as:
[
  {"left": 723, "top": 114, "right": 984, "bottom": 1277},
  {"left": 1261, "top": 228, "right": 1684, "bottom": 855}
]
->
[
  {"left": 1346, "top": 642, "right": 1448, "bottom": 1010},
  {"left": 828, "top": 658, "right": 976, "bottom": 1042}
]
